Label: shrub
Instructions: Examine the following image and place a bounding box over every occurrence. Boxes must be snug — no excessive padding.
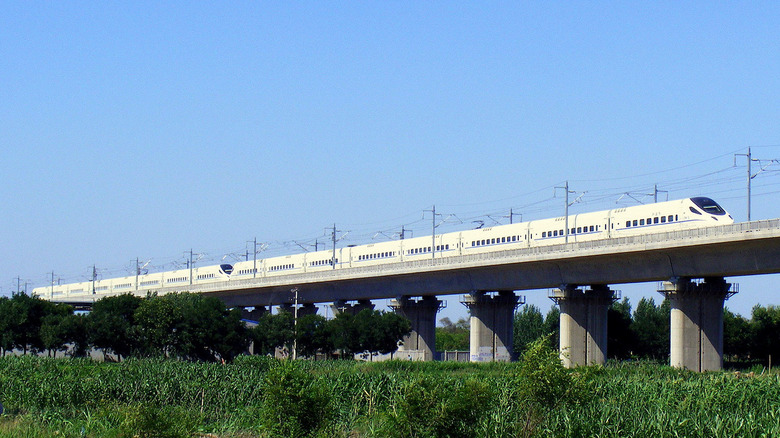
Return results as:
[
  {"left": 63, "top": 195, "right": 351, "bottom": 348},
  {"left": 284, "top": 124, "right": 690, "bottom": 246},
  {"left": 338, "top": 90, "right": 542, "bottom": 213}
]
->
[{"left": 259, "top": 361, "right": 333, "bottom": 437}]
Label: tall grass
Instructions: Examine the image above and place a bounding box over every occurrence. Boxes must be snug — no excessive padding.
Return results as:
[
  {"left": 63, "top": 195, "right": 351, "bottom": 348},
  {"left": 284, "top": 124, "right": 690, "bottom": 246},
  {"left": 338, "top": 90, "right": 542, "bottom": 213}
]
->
[{"left": 1, "top": 349, "right": 779, "bottom": 437}]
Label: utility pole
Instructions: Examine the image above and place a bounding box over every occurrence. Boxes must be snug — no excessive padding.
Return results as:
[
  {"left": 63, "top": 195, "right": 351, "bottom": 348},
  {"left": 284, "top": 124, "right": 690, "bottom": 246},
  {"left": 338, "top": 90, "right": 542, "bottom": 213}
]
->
[
  {"left": 424, "top": 206, "right": 441, "bottom": 260},
  {"left": 564, "top": 182, "right": 569, "bottom": 243},
  {"left": 292, "top": 287, "right": 299, "bottom": 360},
  {"left": 253, "top": 238, "right": 258, "bottom": 278},
  {"left": 135, "top": 258, "right": 140, "bottom": 291},
  {"left": 400, "top": 225, "right": 406, "bottom": 240},
  {"left": 329, "top": 224, "right": 340, "bottom": 269},
  {"left": 92, "top": 265, "right": 97, "bottom": 294},
  {"left": 508, "top": 208, "right": 522, "bottom": 224},
  {"left": 432, "top": 205, "right": 436, "bottom": 260},
  {"left": 735, "top": 148, "right": 763, "bottom": 221},
  {"left": 652, "top": 184, "right": 668, "bottom": 203},
  {"left": 50, "top": 271, "right": 55, "bottom": 299},
  {"left": 555, "top": 181, "right": 575, "bottom": 243},
  {"left": 555, "top": 181, "right": 584, "bottom": 243},
  {"left": 16, "top": 276, "right": 21, "bottom": 295}
]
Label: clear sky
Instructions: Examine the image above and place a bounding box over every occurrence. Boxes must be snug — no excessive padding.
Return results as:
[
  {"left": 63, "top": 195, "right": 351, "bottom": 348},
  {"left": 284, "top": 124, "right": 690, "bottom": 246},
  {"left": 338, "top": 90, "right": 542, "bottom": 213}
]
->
[{"left": 2, "top": 2, "right": 780, "bottom": 322}]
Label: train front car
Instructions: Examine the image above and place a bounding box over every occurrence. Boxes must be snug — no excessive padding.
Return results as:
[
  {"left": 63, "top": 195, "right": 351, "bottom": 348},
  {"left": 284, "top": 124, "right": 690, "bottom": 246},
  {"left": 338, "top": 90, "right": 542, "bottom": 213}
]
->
[
  {"left": 688, "top": 197, "right": 734, "bottom": 225},
  {"left": 193, "top": 264, "right": 233, "bottom": 284}
]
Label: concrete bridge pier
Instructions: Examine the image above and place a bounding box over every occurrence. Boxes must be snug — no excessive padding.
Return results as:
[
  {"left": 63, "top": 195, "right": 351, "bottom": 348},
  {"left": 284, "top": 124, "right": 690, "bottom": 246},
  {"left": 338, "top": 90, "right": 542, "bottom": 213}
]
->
[
  {"left": 390, "top": 295, "right": 443, "bottom": 361},
  {"left": 660, "top": 277, "right": 735, "bottom": 372},
  {"left": 240, "top": 306, "right": 267, "bottom": 321},
  {"left": 330, "top": 299, "right": 375, "bottom": 316},
  {"left": 462, "top": 290, "right": 521, "bottom": 362},
  {"left": 551, "top": 285, "right": 616, "bottom": 368},
  {"left": 279, "top": 302, "right": 318, "bottom": 317}
]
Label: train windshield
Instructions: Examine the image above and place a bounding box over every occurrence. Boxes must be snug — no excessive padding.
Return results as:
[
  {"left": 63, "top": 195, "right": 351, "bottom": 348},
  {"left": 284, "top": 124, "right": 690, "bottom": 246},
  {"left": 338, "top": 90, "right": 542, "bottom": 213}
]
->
[
  {"left": 220, "top": 264, "right": 234, "bottom": 274},
  {"left": 691, "top": 197, "right": 727, "bottom": 216}
]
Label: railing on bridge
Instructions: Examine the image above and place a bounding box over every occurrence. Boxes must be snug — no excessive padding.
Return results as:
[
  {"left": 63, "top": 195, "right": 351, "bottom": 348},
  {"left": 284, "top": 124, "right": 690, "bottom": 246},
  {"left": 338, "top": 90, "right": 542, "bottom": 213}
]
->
[
  {"left": 56, "top": 219, "right": 780, "bottom": 299},
  {"left": 189, "top": 219, "right": 780, "bottom": 292}
]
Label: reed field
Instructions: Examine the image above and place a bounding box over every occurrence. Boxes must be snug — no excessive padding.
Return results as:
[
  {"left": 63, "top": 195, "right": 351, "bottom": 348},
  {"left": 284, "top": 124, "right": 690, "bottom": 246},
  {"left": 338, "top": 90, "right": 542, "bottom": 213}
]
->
[{"left": 0, "top": 342, "right": 779, "bottom": 437}]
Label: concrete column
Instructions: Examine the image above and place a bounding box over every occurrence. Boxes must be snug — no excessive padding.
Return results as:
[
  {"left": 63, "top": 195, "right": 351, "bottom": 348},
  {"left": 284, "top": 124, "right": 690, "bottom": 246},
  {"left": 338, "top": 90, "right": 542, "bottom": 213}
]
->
[
  {"left": 298, "top": 302, "right": 318, "bottom": 317},
  {"left": 390, "top": 295, "right": 443, "bottom": 361},
  {"left": 278, "top": 302, "right": 318, "bottom": 316},
  {"left": 661, "top": 277, "right": 734, "bottom": 372},
  {"left": 278, "top": 303, "right": 294, "bottom": 314},
  {"left": 240, "top": 306, "right": 267, "bottom": 321},
  {"left": 330, "top": 299, "right": 375, "bottom": 316},
  {"left": 462, "top": 290, "right": 520, "bottom": 362},
  {"left": 551, "top": 285, "right": 615, "bottom": 368}
]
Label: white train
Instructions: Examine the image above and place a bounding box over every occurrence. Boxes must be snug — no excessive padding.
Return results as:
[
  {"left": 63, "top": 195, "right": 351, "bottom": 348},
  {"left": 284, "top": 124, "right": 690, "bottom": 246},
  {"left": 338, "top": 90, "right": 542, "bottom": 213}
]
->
[{"left": 34, "top": 197, "right": 732, "bottom": 299}]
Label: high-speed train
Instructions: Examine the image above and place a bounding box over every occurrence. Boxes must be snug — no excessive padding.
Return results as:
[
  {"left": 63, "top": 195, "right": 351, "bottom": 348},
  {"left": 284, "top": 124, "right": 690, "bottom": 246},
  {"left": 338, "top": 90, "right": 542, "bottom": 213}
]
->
[{"left": 34, "top": 197, "right": 732, "bottom": 299}]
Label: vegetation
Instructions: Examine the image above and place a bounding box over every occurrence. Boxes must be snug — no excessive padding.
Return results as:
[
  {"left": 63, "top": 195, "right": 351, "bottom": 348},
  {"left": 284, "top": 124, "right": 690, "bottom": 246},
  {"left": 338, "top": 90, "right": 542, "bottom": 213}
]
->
[
  {"left": 0, "top": 292, "right": 410, "bottom": 362},
  {"left": 507, "top": 298, "right": 778, "bottom": 366},
  {"left": 1, "top": 343, "right": 779, "bottom": 437},
  {"left": 435, "top": 317, "right": 470, "bottom": 351}
]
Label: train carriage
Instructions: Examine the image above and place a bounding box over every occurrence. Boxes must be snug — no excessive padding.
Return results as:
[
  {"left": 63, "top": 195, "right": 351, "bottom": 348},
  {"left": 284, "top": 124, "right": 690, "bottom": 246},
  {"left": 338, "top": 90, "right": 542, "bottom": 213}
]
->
[{"left": 33, "top": 197, "right": 733, "bottom": 297}]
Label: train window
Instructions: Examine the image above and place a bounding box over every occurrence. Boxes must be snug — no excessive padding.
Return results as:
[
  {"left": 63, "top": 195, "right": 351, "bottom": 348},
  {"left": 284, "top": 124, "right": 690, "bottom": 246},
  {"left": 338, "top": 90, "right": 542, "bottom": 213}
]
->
[
  {"left": 626, "top": 221, "right": 630, "bottom": 227},
  {"left": 445, "top": 244, "right": 449, "bottom": 250},
  {"left": 482, "top": 240, "right": 486, "bottom": 245},
  {"left": 542, "top": 232, "right": 546, "bottom": 238},
  {"left": 590, "top": 226, "right": 594, "bottom": 232},
  {"left": 633, "top": 220, "right": 638, "bottom": 227},
  {"left": 654, "top": 217, "right": 659, "bottom": 224},
  {"left": 560, "top": 230, "right": 564, "bottom": 235},
  {"left": 640, "top": 219, "right": 645, "bottom": 226},
  {"left": 471, "top": 241, "right": 475, "bottom": 246},
  {"left": 577, "top": 227, "right": 582, "bottom": 233},
  {"left": 553, "top": 230, "right": 557, "bottom": 236},
  {"left": 689, "top": 207, "right": 702, "bottom": 215}
]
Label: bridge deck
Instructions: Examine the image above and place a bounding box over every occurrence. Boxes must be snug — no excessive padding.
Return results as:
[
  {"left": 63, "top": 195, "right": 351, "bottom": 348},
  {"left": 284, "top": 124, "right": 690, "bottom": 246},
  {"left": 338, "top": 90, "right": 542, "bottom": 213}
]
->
[{"left": 52, "top": 219, "right": 780, "bottom": 307}]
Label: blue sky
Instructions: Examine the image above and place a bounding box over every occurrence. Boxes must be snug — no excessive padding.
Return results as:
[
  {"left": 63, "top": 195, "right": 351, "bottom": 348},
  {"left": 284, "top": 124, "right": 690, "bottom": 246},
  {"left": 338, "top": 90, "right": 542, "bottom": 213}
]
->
[{"left": 2, "top": 2, "right": 780, "bottom": 321}]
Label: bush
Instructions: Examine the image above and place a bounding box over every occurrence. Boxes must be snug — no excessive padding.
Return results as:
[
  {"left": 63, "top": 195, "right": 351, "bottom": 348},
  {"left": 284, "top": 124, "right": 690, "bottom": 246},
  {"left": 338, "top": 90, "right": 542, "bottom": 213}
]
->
[{"left": 259, "top": 361, "right": 333, "bottom": 437}]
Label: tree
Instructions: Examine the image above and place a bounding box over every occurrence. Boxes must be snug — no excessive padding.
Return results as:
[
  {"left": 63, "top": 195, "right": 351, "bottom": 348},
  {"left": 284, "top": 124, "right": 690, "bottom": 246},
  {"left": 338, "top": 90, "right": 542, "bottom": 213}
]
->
[
  {"left": 295, "top": 314, "right": 331, "bottom": 358},
  {"left": 251, "top": 311, "right": 294, "bottom": 357},
  {"left": 514, "top": 305, "right": 547, "bottom": 357},
  {"left": 0, "top": 297, "right": 18, "bottom": 355},
  {"left": 749, "top": 304, "right": 780, "bottom": 366},
  {"left": 544, "top": 305, "right": 560, "bottom": 349},
  {"left": 436, "top": 317, "right": 469, "bottom": 351},
  {"left": 133, "top": 293, "right": 182, "bottom": 357},
  {"left": 88, "top": 293, "right": 142, "bottom": 359},
  {"left": 10, "top": 292, "right": 50, "bottom": 354},
  {"left": 328, "top": 311, "right": 360, "bottom": 357},
  {"left": 632, "top": 297, "right": 670, "bottom": 360},
  {"left": 39, "top": 302, "right": 73, "bottom": 357},
  {"left": 723, "top": 307, "right": 751, "bottom": 362},
  {"left": 607, "top": 298, "right": 634, "bottom": 360},
  {"left": 374, "top": 311, "right": 411, "bottom": 358},
  {"left": 62, "top": 313, "right": 91, "bottom": 357}
]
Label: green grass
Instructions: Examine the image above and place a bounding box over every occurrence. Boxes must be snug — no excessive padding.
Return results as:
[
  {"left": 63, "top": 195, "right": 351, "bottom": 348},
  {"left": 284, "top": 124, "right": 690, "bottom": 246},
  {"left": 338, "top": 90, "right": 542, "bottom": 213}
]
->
[{"left": 1, "top": 350, "right": 779, "bottom": 437}]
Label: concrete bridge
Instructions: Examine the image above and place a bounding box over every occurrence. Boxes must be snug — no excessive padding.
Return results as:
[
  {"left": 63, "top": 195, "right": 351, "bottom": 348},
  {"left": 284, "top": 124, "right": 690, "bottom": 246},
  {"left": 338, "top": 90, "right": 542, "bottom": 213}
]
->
[{"left": 57, "top": 219, "right": 780, "bottom": 370}]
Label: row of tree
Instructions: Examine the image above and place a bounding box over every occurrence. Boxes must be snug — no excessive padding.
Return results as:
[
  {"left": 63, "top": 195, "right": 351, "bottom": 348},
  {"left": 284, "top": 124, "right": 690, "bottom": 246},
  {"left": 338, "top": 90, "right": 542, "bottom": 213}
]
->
[
  {"left": 439, "top": 298, "right": 780, "bottom": 365},
  {"left": 251, "top": 307, "right": 411, "bottom": 359},
  {"left": 0, "top": 292, "right": 411, "bottom": 362},
  {"left": 513, "top": 297, "right": 780, "bottom": 364}
]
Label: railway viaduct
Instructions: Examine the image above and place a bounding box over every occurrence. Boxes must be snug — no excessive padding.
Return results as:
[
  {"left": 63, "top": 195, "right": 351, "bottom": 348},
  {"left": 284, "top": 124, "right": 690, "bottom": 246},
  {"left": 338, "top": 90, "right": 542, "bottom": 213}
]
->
[{"left": 53, "top": 219, "right": 780, "bottom": 371}]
